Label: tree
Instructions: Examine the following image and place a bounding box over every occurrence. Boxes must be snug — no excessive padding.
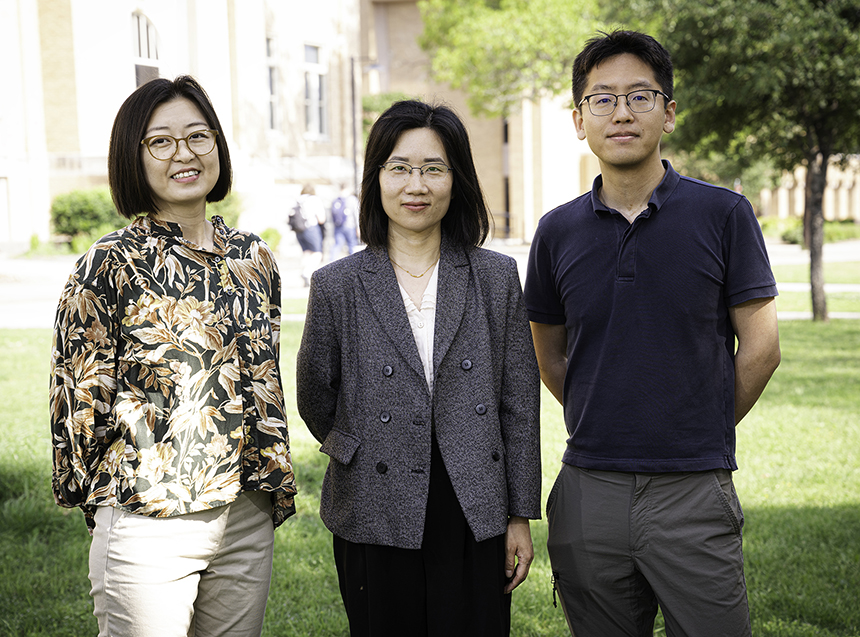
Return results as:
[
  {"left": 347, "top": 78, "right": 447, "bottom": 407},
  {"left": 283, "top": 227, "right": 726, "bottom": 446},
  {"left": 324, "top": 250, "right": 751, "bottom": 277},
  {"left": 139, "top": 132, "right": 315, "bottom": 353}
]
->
[
  {"left": 610, "top": 0, "right": 860, "bottom": 320},
  {"left": 418, "top": 0, "right": 599, "bottom": 117}
]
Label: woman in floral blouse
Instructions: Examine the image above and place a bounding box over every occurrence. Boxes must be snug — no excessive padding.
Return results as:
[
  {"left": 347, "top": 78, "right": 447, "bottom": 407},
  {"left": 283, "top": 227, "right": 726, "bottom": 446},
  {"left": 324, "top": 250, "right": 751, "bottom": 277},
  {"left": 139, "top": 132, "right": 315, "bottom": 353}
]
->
[{"left": 49, "top": 76, "right": 296, "bottom": 637}]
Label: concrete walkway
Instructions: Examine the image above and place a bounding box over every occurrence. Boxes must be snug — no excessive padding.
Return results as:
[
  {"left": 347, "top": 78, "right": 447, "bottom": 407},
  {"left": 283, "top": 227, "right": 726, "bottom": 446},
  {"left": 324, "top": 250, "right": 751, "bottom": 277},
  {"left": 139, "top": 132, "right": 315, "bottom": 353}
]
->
[{"left": 0, "top": 239, "right": 857, "bottom": 329}]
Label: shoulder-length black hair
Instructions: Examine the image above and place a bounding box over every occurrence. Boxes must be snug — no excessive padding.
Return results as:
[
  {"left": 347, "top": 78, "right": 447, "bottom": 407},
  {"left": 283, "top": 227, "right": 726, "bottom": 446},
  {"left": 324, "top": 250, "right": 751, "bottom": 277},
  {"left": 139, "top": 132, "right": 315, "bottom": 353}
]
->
[
  {"left": 108, "top": 75, "right": 232, "bottom": 219},
  {"left": 359, "top": 100, "right": 491, "bottom": 249}
]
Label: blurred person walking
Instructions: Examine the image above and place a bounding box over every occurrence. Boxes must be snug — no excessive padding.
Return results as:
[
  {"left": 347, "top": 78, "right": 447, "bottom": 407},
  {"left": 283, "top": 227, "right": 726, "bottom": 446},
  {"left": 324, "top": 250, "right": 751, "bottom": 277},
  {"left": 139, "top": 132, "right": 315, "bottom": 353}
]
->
[
  {"left": 329, "top": 183, "right": 360, "bottom": 261},
  {"left": 291, "top": 184, "right": 326, "bottom": 286}
]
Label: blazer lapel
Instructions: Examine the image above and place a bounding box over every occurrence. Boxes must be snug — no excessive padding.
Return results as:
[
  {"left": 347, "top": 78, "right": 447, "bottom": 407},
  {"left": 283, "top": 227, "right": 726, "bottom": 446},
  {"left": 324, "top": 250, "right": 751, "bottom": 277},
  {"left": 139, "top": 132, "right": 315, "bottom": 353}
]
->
[
  {"left": 358, "top": 247, "right": 426, "bottom": 381},
  {"left": 433, "top": 238, "right": 469, "bottom": 373}
]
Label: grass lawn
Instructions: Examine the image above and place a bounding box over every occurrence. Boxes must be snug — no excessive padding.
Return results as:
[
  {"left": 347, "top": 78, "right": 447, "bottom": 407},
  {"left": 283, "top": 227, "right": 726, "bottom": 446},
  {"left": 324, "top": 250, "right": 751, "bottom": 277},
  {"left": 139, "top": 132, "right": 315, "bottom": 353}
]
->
[
  {"left": 771, "top": 262, "right": 860, "bottom": 286},
  {"left": 772, "top": 261, "right": 860, "bottom": 315},
  {"left": 1, "top": 314, "right": 859, "bottom": 634}
]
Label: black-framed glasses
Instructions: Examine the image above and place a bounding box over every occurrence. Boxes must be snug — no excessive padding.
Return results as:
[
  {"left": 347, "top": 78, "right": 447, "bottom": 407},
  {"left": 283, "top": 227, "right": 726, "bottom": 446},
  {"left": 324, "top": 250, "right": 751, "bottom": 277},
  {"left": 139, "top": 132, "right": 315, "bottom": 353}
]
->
[
  {"left": 140, "top": 129, "right": 219, "bottom": 161},
  {"left": 578, "top": 90, "right": 670, "bottom": 117},
  {"left": 379, "top": 161, "right": 453, "bottom": 181}
]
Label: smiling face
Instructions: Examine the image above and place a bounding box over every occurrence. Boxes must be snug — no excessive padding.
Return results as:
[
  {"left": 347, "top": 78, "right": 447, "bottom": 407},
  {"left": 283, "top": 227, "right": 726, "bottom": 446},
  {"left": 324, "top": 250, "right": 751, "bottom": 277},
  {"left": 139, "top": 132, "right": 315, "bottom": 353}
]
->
[
  {"left": 141, "top": 97, "right": 220, "bottom": 218},
  {"left": 573, "top": 53, "right": 676, "bottom": 173},
  {"left": 379, "top": 127, "right": 453, "bottom": 243}
]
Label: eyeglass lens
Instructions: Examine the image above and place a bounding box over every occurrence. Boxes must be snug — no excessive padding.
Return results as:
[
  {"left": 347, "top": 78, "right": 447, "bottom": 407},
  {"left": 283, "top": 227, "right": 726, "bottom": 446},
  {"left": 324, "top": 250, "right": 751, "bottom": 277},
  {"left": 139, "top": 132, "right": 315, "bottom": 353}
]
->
[
  {"left": 381, "top": 162, "right": 451, "bottom": 179},
  {"left": 587, "top": 91, "right": 661, "bottom": 116},
  {"left": 144, "top": 131, "right": 216, "bottom": 160}
]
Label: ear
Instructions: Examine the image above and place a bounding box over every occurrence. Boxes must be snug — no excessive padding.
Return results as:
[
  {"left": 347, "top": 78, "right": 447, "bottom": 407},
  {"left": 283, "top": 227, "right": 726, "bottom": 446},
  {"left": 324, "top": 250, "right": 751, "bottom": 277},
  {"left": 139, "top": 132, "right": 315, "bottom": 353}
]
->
[
  {"left": 573, "top": 109, "right": 587, "bottom": 141},
  {"left": 663, "top": 100, "right": 677, "bottom": 134}
]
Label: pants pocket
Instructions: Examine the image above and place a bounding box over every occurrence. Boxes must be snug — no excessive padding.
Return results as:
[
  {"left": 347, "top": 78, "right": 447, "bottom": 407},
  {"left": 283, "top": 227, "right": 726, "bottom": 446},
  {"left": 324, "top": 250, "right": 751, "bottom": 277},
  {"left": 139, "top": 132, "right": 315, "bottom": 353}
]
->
[
  {"left": 711, "top": 469, "right": 744, "bottom": 536},
  {"left": 545, "top": 465, "right": 565, "bottom": 519}
]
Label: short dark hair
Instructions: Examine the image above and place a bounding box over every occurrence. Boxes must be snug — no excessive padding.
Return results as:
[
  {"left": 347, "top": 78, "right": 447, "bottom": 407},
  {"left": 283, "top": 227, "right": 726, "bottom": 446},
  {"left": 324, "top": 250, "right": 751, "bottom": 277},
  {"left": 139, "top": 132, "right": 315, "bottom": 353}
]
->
[
  {"left": 108, "top": 75, "right": 232, "bottom": 219},
  {"left": 571, "top": 30, "right": 674, "bottom": 108},
  {"left": 359, "top": 100, "right": 490, "bottom": 249}
]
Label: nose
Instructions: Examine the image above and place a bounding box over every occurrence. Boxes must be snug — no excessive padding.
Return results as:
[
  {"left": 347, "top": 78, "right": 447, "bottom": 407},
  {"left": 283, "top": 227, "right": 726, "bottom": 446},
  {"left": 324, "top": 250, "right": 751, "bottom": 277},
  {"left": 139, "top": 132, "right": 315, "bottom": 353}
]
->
[
  {"left": 172, "top": 138, "right": 196, "bottom": 161},
  {"left": 404, "top": 168, "right": 428, "bottom": 190},
  {"left": 612, "top": 97, "right": 634, "bottom": 121}
]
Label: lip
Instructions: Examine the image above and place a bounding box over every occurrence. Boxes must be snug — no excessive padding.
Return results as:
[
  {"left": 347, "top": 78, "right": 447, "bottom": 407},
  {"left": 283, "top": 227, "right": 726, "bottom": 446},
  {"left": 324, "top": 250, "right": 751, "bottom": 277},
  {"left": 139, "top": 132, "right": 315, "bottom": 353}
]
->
[
  {"left": 608, "top": 131, "right": 638, "bottom": 141},
  {"left": 171, "top": 169, "right": 201, "bottom": 182},
  {"left": 402, "top": 201, "right": 429, "bottom": 212}
]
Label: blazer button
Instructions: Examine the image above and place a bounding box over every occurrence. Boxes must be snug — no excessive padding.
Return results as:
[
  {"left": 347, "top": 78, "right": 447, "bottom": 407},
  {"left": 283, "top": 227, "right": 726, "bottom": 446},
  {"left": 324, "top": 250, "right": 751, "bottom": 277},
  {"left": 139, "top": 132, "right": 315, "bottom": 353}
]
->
[
  {"left": 380, "top": 412, "right": 391, "bottom": 423},
  {"left": 383, "top": 365, "right": 393, "bottom": 377},
  {"left": 461, "top": 359, "right": 473, "bottom": 370},
  {"left": 376, "top": 462, "right": 388, "bottom": 474},
  {"left": 492, "top": 451, "right": 501, "bottom": 461},
  {"left": 475, "top": 403, "right": 487, "bottom": 415}
]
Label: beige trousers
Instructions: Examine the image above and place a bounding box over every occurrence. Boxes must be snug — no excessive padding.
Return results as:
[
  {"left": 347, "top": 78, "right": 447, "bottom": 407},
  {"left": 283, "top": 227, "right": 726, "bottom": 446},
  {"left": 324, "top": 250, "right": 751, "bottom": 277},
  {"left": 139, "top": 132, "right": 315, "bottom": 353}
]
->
[{"left": 89, "top": 491, "right": 275, "bottom": 637}]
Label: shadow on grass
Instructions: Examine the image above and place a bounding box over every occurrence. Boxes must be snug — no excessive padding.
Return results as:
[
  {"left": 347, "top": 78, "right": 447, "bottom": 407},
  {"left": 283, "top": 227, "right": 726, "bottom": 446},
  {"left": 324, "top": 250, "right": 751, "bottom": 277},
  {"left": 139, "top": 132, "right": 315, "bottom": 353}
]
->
[
  {"left": 0, "top": 464, "right": 95, "bottom": 637},
  {"left": 745, "top": 504, "right": 860, "bottom": 636},
  {"left": 2, "top": 449, "right": 857, "bottom": 637}
]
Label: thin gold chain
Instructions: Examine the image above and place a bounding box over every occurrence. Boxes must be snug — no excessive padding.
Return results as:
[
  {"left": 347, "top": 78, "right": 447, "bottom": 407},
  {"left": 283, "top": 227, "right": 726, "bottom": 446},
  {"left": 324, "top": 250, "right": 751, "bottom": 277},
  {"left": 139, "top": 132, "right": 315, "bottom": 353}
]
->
[{"left": 389, "top": 256, "right": 439, "bottom": 278}]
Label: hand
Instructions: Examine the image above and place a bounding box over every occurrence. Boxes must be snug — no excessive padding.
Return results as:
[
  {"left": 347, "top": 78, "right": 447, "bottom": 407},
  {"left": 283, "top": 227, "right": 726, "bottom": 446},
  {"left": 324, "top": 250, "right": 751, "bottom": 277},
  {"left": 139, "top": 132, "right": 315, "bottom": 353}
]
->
[{"left": 503, "top": 516, "right": 534, "bottom": 594}]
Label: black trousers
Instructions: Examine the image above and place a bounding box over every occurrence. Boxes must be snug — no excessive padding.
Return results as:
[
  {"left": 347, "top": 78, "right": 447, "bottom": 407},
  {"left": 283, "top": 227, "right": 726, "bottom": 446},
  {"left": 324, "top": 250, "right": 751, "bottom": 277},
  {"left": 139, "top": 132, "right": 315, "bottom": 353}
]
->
[{"left": 333, "top": 437, "right": 511, "bottom": 637}]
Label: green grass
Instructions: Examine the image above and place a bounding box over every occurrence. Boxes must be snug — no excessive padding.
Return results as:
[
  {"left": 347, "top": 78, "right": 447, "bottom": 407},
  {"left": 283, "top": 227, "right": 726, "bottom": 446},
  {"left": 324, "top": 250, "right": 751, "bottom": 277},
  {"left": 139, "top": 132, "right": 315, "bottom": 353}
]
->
[
  {"left": 771, "top": 262, "right": 860, "bottom": 286},
  {"left": 2, "top": 320, "right": 859, "bottom": 636},
  {"left": 777, "top": 291, "right": 860, "bottom": 314},
  {"left": 772, "top": 261, "right": 860, "bottom": 314},
  {"left": 281, "top": 296, "right": 310, "bottom": 316}
]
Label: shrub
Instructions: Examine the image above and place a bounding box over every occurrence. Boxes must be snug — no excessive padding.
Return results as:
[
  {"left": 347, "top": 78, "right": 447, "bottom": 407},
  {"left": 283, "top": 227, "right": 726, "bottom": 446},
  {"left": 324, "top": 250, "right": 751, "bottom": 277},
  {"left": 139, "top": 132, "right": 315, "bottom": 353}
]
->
[
  {"left": 781, "top": 222, "right": 805, "bottom": 246},
  {"left": 50, "top": 188, "right": 124, "bottom": 239},
  {"left": 259, "top": 227, "right": 282, "bottom": 253},
  {"left": 207, "top": 192, "right": 242, "bottom": 229},
  {"left": 824, "top": 220, "right": 860, "bottom": 243},
  {"left": 757, "top": 217, "right": 860, "bottom": 245}
]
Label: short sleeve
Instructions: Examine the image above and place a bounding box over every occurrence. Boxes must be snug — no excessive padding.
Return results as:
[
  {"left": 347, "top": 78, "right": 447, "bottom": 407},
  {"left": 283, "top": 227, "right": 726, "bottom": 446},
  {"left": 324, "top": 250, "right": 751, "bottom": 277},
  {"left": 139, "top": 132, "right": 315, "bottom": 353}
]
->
[
  {"left": 723, "top": 198, "right": 778, "bottom": 307},
  {"left": 524, "top": 226, "right": 566, "bottom": 325}
]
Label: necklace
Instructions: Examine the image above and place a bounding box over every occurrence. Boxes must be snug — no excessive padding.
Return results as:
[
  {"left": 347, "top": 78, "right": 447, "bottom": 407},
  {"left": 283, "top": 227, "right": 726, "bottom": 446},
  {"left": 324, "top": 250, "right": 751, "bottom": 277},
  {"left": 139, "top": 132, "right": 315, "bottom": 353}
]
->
[{"left": 390, "top": 256, "right": 439, "bottom": 278}]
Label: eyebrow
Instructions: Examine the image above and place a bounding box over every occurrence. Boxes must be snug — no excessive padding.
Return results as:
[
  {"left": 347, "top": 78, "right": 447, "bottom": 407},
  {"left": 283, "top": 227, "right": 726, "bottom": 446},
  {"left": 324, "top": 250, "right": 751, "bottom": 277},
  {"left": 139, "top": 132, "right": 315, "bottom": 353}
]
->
[
  {"left": 388, "top": 155, "right": 446, "bottom": 163},
  {"left": 589, "top": 81, "right": 655, "bottom": 93},
  {"left": 145, "top": 121, "right": 211, "bottom": 135}
]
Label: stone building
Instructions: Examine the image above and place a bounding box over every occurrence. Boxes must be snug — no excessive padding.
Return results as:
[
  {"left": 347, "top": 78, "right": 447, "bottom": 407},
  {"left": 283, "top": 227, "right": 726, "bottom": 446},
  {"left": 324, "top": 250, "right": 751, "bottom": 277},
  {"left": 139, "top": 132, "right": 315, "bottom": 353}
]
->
[
  {"left": 359, "top": 0, "right": 599, "bottom": 242},
  {"left": 4, "top": 0, "right": 851, "bottom": 254},
  {"left": 2, "top": 0, "right": 363, "bottom": 252}
]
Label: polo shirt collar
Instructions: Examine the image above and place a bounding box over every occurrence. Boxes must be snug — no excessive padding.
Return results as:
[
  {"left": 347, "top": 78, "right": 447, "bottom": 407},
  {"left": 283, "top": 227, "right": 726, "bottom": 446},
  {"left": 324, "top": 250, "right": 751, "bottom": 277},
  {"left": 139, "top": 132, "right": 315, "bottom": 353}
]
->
[{"left": 589, "top": 160, "right": 681, "bottom": 218}]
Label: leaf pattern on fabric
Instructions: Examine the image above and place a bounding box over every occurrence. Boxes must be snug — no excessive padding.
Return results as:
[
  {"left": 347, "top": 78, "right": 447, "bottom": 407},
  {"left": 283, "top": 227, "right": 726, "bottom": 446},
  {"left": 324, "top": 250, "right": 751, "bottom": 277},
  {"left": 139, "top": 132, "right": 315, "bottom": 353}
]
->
[{"left": 50, "top": 215, "right": 296, "bottom": 532}]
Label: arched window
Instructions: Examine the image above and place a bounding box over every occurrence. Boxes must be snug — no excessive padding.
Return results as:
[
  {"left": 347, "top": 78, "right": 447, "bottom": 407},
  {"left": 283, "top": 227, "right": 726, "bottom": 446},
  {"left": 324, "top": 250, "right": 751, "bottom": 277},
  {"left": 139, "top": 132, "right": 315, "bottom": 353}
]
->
[{"left": 132, "top": 12, "right": 159, "bottom": 86}]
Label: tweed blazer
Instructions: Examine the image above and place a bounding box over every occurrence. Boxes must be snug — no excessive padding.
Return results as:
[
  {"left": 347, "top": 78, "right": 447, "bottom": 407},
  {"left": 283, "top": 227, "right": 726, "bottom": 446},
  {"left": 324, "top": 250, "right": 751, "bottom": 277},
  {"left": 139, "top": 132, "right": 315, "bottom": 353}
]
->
[{"left": 296, "top": 238, "right": 541, "bottom": 549}]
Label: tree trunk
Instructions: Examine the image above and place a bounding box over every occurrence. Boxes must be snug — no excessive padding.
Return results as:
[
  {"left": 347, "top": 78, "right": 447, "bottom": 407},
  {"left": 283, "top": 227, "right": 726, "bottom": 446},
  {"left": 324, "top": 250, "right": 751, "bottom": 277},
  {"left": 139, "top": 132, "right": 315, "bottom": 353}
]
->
[{"left": 804, "top": 151, "right": 828, "bottom": 322}]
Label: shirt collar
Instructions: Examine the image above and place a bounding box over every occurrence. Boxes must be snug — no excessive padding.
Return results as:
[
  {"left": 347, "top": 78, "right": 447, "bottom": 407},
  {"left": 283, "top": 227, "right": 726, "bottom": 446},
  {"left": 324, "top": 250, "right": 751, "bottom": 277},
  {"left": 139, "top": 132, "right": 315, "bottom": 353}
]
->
[
  {"left": 133, "top": 214, "right": 229, "bottom": 253},
  {"left": 589, "top": 159, "right": 681, "bottom": 219}
]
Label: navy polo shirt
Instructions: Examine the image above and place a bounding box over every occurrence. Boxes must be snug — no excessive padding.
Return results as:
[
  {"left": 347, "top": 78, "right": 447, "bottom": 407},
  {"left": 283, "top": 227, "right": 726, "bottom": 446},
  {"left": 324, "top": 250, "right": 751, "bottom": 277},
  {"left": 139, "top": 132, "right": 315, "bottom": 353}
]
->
[{"left": 525, "top": 161, "right": 777, "bottom": 472}]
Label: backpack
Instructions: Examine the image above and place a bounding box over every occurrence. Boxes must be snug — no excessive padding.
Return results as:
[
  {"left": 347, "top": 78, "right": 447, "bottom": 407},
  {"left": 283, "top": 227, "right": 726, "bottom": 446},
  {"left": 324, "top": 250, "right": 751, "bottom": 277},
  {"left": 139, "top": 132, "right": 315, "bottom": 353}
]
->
[
  {"left": 331, "top": 197, "right": 347, "bottom": 228},
  {"left": 289, "top": 201, "right": 308, "bottom": 233}
]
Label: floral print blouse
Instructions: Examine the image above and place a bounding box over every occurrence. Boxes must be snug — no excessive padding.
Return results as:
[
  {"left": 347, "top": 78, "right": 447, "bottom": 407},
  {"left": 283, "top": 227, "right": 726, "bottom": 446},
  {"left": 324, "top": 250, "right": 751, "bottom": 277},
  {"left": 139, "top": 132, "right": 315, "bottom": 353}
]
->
[{"left": 50, "top": 215, "right": 297, "bottom": 532}]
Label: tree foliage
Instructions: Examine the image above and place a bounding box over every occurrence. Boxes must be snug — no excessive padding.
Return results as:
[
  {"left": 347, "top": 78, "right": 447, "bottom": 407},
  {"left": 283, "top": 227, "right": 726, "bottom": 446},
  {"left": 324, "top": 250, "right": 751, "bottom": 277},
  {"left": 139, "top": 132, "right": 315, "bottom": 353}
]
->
[
  {"left": 418, "top": 0, "right": 599, "bottom": 117},
  {"left": 362, "top": 92, "right": 414, "bottom": 143},
  {"left": 611, "top": 0, "right": 860, "bottom": 171},
  {"left": 608, "top": 0, "right": 860, "bottom": 320}
]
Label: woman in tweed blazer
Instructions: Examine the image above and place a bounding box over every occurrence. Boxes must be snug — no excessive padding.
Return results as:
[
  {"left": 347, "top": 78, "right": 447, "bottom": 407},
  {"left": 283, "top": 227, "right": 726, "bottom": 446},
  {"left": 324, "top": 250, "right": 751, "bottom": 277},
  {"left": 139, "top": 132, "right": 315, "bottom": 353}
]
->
[{"left": 297, "top": 101, "right": 541, "bottom": 636}]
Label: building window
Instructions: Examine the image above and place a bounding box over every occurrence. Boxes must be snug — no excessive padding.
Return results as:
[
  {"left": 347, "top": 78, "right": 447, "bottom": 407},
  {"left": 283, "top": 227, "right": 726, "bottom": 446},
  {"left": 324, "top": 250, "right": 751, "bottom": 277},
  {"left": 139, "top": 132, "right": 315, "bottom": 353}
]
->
[
  {"left": 133, "top": 13, "right": 159, "bottom": 86},
  {"left": 267, "top": 37, "right": 277, "bottom": 129},
  {"left": 304, "top": 45, "right": 327, "bottom": 137}
]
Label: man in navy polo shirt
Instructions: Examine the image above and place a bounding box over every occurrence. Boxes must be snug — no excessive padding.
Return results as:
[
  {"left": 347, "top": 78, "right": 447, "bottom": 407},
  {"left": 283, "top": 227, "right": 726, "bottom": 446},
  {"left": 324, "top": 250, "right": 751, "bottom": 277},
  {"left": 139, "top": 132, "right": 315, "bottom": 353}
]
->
[{"left": 524, "top": 30, "right": 781, "bottom": 636}]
